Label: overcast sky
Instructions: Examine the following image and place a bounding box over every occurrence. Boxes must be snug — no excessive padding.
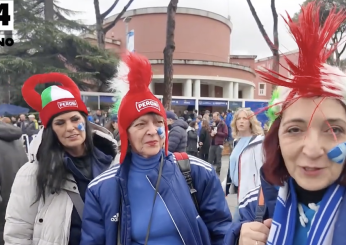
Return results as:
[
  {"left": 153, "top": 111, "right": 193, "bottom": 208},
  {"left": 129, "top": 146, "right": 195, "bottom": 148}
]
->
[{"left": 59, "top": 0, "right": 305, "bottom": 58}]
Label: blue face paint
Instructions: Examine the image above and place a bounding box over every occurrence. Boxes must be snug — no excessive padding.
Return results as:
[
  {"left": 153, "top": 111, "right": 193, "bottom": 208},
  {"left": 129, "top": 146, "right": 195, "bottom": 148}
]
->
[
  {"left": 327, "top": 142, "right": 346, "bottom": 164},
  {"left": 157, "top": 126, "right": 165, "bottom": 139},
  {"left": 77, "top": 122, "right": 85, "bottom": 131}
]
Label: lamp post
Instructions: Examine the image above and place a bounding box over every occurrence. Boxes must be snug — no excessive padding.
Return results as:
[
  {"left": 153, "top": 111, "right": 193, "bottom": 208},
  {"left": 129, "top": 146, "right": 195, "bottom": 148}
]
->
[{"left": 123, "top": 16, "right": 132, "bottom": 50}]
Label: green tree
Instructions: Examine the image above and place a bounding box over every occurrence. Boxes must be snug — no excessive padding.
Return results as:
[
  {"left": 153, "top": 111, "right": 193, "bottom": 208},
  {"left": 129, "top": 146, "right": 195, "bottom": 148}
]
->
[
  {"left": 294, "top": 0, "right": 346, "bottom": 67},
  {"left": 1, "top": 0, "right": 118, "bottom": 105}
]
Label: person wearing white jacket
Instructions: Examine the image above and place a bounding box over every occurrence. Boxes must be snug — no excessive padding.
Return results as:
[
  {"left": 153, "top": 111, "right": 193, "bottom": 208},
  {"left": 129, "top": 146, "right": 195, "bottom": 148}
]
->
[
  {"left": 227, "top": 108, "right": 264, "bottom": 202},
  {"left": 4, "top": 73, "right": 117, "bottom": 245}
]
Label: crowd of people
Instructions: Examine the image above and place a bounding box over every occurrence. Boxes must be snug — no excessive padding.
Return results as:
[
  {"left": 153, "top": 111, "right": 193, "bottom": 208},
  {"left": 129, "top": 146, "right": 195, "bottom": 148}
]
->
[{"left": 0, "top": 2, "right": 345, "bottom": 245}]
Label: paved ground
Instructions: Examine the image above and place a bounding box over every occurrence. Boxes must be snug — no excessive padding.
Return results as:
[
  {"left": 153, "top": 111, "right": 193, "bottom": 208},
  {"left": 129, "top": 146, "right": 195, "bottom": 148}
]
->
[{"left": 218, "top": 155, "right": 237, "bottom": 214}]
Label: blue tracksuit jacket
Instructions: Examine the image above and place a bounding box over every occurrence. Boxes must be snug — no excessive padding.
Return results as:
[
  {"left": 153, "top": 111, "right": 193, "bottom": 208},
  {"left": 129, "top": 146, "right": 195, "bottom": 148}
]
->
[{"left": 80, "top": 152, "right": 232, "bottom": 245}]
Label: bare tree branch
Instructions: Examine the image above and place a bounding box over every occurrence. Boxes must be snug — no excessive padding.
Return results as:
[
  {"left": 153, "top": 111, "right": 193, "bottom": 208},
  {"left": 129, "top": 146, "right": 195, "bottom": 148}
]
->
[
  {"left": 271, "top": 0, "right": 280, "bottom": 79},
  {"left": 246, "top": 0, "right": 276, "bottom": 52},
  {"left": 103, "top": 0, "right": 134, "bottom": 34},
  {"left": 162, "top": 0, "right": 178, "bottom": 110},
  {"left": 271, "top": 0, "right": 279, "bottom": 54},
  {"left": 339, "top": 42, "right": 346, "bottom": 56},
  {"left": 101, "top": 0, "right": 120, "bottom": 19}
]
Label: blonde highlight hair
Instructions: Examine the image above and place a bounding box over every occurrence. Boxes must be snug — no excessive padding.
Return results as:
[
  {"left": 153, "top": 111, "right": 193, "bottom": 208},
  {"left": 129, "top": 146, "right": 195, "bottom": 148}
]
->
[{"left": 231, "top": 108, "right": 264, "bottom": 139}]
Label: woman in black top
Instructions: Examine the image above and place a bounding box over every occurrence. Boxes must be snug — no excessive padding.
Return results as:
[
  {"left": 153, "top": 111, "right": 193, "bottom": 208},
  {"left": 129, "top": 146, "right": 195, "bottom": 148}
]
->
[
  {"left": 199, "top": 119, "right": 211, "bottom": 161},
  {"left": 186, "top": 121, "right": 198, "bottom": 156}
]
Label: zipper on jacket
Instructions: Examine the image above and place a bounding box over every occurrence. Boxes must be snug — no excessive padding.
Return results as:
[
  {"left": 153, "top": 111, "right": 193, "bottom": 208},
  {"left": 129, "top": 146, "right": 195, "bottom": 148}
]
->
[{"left": 145, "top": 176, "right": 186, "bottom": 245}]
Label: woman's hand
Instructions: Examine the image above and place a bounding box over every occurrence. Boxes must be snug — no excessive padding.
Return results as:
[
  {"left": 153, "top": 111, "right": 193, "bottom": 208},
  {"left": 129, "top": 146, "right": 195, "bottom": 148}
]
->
[{"left": 239, "top": 219, "right": 272, "bottom": 245}]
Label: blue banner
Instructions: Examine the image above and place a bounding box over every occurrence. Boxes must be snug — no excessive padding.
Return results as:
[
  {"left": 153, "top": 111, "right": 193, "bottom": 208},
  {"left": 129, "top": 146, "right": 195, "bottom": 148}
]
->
[
  {"left": 171, "top": 99, "right": 195, "bottom": 106},
  {"left": 199, "top": 100, "right": 228, "bottom": 106},
  {"left": 100, "top": 96, "right": 115, "bottom": 104},
  {"left": 229, "top": 101, "right": 242, "bottom": 111},
  {"left": 244, "top": 101, "right": 269, "bottom": 126}
]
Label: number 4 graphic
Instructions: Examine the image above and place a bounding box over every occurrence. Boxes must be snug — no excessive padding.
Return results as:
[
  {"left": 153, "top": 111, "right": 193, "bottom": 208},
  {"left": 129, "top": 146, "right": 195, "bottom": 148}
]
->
[
  {"left": 0, "top": 3, "right": 10, "bottom": 25},
  {"left": 0, "top": 1, "right": 13, "bottom": 31}
]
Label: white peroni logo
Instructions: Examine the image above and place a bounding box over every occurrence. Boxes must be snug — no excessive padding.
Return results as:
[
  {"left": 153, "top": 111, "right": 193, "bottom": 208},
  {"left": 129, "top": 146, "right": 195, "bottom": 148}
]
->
[
  {"left": 57, "top": 100, "right": 78, "bottom": 109},
  {"left": 135, "top": 99, "right": 160, "bottom": 112}
]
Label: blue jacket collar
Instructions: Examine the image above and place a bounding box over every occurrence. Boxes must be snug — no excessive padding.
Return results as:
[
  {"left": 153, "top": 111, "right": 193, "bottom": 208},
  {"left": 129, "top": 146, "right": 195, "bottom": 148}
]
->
[
  {"left": 260, "top": 167, "right": 279, "bottom": 218},
  {"left": 117, "top": 151, "right": 175, "bottom": 181}
]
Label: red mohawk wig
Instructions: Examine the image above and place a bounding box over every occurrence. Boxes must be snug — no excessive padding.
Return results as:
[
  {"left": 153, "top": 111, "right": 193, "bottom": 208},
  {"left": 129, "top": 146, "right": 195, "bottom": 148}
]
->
[{"left": 258, "top": 1, "right": 346, "bottom": 117}]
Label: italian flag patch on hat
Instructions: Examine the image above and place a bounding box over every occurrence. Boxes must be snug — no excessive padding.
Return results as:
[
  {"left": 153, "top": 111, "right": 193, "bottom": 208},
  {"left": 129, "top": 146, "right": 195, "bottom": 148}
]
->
[{"left": 22, "top": 73, "right": 88, "bottom": 127}]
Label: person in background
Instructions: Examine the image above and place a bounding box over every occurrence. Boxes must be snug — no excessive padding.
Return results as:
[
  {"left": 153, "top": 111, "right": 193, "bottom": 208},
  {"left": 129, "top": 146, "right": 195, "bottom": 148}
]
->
[
  {"left": 225, "top": 109, "right": 233, "bottom": 143},
  {"left": 27, "top": 115, "right": 39, "bottom": 142},
  {"left": 10, "top": 117, "right": 17, "bottom": 126},
  {"left": 1, "top": 117, "right": 11, "bottom": 124},
  {"left": 105, "top": 114, "right": 120, "bottom": 141},
  {"left": 87, "top": 108, "right": 94, "bottom": 123},
  {"left": 196, "top": 115, "right": 203, "bottom": 136},
  {"left": 190, "top": 109, "right": 198, "bottom": 121},
  {"left": 17, "top": 114, "right": 29, "bottom": 134},
  {"left": 220, "top": 112, "right": 225, "bottom": 120},
  {"left": 183, "top": 110, "right": 190, "bottom": 121},
  {"left": 167, "top": 110, "right": 188, "bottom": 152},
  {"left": 28, "top": 114, "right": 39, "bottom": 129},
  {"left": 208, "top": 112, "right": 228, "bottom": 176},
  {"left": 228, "top": 108, "right": 264, "bottom": 201},
  {"left": 0, "top": 122, "right": 28, "bottom": 245},
  {"left": 17, "top": 114, "right": 30, "bottom": 151},
  {"left": 186, "top": 121, "right": 199, "bottom": 156},
  {"left": 93, "top": 109, "right": 105, "bottom": 127},
  {"left": 199, "top": 119, "right": 211, "bottom": 161},
  {"left": 203, "top": 110, "right": 210, "bottom": 121},
  {"left": 4, "top": 73, "right": 117, "bottom": 245},
  {"left": 80, "top": 52, "right": 232, "bottom": 245}
]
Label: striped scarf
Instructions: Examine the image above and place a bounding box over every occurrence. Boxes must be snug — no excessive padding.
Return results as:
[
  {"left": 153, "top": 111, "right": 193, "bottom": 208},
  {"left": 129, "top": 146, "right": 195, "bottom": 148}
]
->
[{"left": 267, "top": 178, "right": 345, "bottom": 245}]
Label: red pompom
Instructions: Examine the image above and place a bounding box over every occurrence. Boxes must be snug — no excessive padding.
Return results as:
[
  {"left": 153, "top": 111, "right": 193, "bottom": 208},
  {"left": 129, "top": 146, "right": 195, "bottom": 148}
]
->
[{"left": 122, "top": 52, "right": 153, "bottom": 92}]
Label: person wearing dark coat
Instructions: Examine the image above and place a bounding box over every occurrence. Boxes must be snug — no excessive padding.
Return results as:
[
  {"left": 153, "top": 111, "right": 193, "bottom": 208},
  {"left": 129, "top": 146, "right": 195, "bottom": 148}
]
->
[
  {"left": 199, "top": 119, "right": 211, "bottom": 161},
  {"left": 105, "top": 115, "right": 120, "bottom": 142},
  {"left": 166, "top": 111, "right": 188, "bottom": 152},
  {"left": 0, "top": 122, "right": 28, "bottom": 245},
  {"left": 186, "top": 121, "right": 198, "bottom": 156}
]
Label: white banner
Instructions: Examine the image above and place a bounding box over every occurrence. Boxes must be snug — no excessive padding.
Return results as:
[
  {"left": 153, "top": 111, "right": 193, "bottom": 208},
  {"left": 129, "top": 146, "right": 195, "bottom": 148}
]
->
[{"left": 127, "top": 30, "right": 134, "bottom": 52}]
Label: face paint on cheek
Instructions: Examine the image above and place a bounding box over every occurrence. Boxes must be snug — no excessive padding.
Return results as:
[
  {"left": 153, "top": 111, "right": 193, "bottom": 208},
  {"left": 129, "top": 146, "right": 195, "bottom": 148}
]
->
[
  {"left": 156, "top": 126, "right": 165, "bottom": 139},
  {"left": 327, "top": 142, "right": 346, "bottom": 164},
  {"left": 77, "top": 122, "right": 85, "bottom": 131}
]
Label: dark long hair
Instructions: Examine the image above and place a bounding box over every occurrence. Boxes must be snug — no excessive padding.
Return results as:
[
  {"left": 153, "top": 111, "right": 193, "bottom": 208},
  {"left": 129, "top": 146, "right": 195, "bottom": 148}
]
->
[
  {"left": 36, "top": 112, "right": 94, "bottom": 202},
  {"left": 202, "top": 119, "right": 211, "bottom": 132}
]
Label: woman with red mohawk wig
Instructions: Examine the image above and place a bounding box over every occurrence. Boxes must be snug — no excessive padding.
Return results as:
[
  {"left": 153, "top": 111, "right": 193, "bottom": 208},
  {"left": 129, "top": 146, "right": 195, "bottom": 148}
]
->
[
  {"left": 80, "top": 52, "right": 232, "bottom": 245},
  {"left": 224, "top": 2, "right": 346, "bottom": 245}
]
